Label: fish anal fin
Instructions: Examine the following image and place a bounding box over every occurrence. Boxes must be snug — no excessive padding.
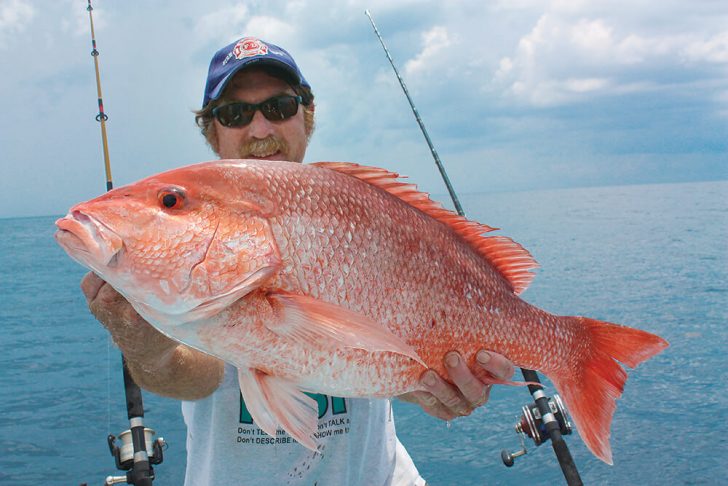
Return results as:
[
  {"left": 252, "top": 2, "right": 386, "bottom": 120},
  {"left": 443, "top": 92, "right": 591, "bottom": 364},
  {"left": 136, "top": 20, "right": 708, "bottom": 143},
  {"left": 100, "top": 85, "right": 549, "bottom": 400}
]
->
[
  {"left": 237, "top": 368, "right": 319, "bottom": 450},
  {"left": 267, "top": 292, "right": 426, "bottom": 367},
  {"left": 312, "top": 162, "right": 537, "bottom": 294}
]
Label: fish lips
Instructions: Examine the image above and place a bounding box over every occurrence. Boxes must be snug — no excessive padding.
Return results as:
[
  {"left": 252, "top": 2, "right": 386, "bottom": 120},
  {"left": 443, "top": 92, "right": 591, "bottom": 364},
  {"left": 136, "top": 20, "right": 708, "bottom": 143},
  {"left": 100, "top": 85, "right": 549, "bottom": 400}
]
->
[{"left": 55, "top": 210, "right": 123, "bottom": 269}]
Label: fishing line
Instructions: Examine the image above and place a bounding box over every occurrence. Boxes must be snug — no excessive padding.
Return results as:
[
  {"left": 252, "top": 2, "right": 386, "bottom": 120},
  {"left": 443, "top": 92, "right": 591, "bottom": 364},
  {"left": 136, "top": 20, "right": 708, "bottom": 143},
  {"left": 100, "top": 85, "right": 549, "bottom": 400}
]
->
[
  {"left": 365, "top": 10, "right": 583, "bottom": 485},
  {"left": 107, "top": 334, "right": 111, "bottom": 440},
  {"left": 84, "top": 1, "right": 165, "bottom": 484}
]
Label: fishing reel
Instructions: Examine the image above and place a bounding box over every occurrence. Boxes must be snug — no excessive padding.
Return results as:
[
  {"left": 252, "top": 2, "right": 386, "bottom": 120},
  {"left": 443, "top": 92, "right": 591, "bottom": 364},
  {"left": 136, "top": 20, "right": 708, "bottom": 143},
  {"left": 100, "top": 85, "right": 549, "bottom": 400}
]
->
[
  {"left": 104, "top": 427, "right": 166, "bottom": 485},
  {"left": 501, "top": 394, "right": 572, "bottom": 467}
]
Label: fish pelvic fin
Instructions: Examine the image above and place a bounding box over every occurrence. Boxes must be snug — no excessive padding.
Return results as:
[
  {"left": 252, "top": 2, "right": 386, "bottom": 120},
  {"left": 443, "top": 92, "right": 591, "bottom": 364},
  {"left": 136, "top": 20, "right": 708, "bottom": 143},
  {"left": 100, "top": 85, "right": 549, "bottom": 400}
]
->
[
  {"left": 267, "top": 292, "right": 427, "bottom": 367},
  {"left": 312, "top": 162, "right": 537, "bottom": 294},
  {"left": 550, "top": 317, "right": 669, "bottom": 465},
  {"left": 237, "top": 368, "right": 319, "bottom": 451}
]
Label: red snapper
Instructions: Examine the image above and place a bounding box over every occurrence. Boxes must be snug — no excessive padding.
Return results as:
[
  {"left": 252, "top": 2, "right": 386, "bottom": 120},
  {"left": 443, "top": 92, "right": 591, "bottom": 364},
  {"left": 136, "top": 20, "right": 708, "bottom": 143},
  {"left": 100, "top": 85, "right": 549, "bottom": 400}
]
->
[{"left": 54, "top": 160, "right": 668, "bottom": 464}]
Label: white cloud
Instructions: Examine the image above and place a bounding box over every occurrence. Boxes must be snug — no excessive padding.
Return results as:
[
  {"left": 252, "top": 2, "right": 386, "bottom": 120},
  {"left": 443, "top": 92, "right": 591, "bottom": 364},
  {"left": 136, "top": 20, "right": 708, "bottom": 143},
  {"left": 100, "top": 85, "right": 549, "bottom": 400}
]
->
[
  {"left": 404, "top": 26, "right": 453, "bottom": 77},
  {"left": 565, "top": 77, "right": 611, "bottom": 93},
  {"left": 0, "top": 0, "right": 35, "bottom": 48},
  {"left": 493, "top": 0, "right": 548, "bottom": 12},
  {"left": 569, "top": 18, "right": 613, "bottom": 53},
  {"left": 682, "top": 31, "right": 728, "bottom": 64},
  {"left": 493, "top": 5, "right": 728, "bottom": 107},
  {"left": 2, "top": 0, "right": 727, "bottom": 218},
  {"left": 58, "top": 0, "right": 106, "bottom": 38},
  {"left": 194, "top": 3, "right": 250, "bottom": 44},
  {"left": 241, "top": 15, "right": 296, "bottom": 46},
  {"left": 550, "top": 0, "right": 589, "bottom": 15},
  {"left": 194, "top": 5, "right": 297, "bottom": 55}
]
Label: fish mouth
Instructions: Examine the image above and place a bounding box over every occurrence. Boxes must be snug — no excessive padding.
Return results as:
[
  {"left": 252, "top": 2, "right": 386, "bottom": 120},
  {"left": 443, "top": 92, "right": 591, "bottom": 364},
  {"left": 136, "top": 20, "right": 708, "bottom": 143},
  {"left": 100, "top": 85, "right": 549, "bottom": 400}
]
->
[{"left": 55, "top": 210, "right": 123, "bottom": 268}]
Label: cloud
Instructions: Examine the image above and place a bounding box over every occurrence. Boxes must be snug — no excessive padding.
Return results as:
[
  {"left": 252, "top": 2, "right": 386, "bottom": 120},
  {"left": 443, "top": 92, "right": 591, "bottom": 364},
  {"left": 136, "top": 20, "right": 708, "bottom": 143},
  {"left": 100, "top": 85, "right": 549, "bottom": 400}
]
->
[
  {"left": 2, "top": 0, "right": 727, "bottom": 218},
  {"left": 194, "top": 3, "right": 251, "bottom": 44},
  {"left": 194, "top": 4, "right": 298, "bottom": 55},
  {"left": 404, "top": 26, "right": 454, "bottom": 77},
  {"left": 494, "top": 13, "right": 636, "bottom": 105},
  {"left": 569, "top": 18, "right": 613, "bottom": 55},
  {"left": 240, "top": 15, "right": 296, "bottom": 46},
  {"left": 565, "top": 77, "right": 611, "bottom": 93},
  {"left": 682, "top": 31, "right": 728, "bottom": 64},
  {"left": 58, "top": 0, "right": 107, "bottom": 38},
  {"left": 493, "top": 7, "right": 728, "bottom": 106},
  {"left": 0, "top": 0, "right": 35, "bottom": 48}
]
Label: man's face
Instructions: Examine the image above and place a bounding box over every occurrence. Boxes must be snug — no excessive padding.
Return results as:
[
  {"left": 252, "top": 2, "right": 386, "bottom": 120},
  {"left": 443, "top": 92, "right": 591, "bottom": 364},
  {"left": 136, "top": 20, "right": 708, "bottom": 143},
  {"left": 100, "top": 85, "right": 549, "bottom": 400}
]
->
[{"left": 214, "top": 68, "right": 309, "bottom": 163}]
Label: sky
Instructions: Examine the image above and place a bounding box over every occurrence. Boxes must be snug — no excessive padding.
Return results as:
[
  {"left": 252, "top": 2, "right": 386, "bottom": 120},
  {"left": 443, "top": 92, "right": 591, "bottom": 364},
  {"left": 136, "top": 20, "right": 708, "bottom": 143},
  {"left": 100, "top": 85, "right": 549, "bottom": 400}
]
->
[{"left": 0, "top": 0, "right": 726, "bottom": 218}]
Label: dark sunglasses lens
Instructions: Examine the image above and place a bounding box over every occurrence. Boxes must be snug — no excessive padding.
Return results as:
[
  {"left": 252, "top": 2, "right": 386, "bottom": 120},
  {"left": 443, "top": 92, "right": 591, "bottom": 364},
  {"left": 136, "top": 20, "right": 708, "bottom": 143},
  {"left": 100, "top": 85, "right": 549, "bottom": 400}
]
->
[
  {"left": 214, "top": 96, "right": 300, "bottom": 127},
  {"left": 261, "top": 96, "right": 299, "bottom": 121},
  {"left": 215, "top": 104, "right": 255, "bottom": 127}
]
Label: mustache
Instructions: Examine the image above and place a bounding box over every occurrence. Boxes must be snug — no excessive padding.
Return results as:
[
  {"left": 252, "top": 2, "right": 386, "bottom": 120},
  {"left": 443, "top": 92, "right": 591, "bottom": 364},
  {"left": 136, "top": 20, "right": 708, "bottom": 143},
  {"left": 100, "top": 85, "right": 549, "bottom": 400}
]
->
[{"left": 238, "top": 136, "right": 289, "bottom": 158}]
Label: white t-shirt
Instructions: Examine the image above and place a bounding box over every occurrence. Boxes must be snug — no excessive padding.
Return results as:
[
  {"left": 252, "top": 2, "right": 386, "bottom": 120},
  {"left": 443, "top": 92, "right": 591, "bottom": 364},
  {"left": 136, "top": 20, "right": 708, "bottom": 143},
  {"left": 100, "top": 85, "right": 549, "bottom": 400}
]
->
[{"left": 182, "top": 364, "right": 425, "bottom": 485}]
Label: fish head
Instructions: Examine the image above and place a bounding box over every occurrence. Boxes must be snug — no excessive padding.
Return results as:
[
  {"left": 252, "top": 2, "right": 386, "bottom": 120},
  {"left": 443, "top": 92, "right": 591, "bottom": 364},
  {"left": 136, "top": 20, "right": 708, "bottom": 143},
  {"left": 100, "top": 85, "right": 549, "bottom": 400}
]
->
[{"left": 55, "top": 162, "right": 280, "bottom": 324}]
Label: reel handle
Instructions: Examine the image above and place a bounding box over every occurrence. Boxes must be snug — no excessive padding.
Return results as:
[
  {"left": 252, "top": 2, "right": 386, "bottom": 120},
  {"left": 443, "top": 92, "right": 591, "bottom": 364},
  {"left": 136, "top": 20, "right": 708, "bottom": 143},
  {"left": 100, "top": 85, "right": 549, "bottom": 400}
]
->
[
  {"left": 500, "top": 393, "right": 573, "bottom": 467},
  {"left": 501, "top": 447, "right": 527, "bottom": 467}
]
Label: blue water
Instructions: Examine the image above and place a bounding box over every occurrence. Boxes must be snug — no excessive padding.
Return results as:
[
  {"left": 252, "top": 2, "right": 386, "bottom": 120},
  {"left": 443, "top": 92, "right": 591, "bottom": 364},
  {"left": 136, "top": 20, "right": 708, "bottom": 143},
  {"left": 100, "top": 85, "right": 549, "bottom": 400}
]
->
[{"left": 1, "top": 181, "right": 726, "bottom": 485}]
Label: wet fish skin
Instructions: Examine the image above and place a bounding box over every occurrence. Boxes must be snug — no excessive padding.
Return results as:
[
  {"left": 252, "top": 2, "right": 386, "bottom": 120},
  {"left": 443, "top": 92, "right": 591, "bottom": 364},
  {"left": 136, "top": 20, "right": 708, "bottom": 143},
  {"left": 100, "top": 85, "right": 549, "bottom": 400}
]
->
[{"left": 54, "top": 159, "right": 668, "bottom": 463}]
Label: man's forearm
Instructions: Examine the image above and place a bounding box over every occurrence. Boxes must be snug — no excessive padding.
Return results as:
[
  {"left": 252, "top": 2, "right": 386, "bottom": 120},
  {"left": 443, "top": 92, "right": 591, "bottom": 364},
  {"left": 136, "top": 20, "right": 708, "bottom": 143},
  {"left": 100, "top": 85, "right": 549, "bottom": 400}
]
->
[
  {"left": 82, "top": 272, "right": 224, "bottom": 401},
  {"left": 125, "top": 344, "right": 225, "bottom": 401}
]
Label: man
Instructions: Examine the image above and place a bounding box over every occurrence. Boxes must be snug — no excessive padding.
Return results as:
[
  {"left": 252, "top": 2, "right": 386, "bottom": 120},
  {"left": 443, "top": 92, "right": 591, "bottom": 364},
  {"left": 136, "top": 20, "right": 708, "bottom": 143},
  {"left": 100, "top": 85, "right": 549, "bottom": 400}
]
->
[{"left": 81, "top": 37, "right": 515, "bottom": 485}]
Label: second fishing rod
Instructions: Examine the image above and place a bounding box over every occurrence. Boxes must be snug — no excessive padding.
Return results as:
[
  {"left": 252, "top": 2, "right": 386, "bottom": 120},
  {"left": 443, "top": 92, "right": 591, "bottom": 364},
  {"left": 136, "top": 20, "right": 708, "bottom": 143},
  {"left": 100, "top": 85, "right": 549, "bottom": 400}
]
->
[{"left": 365, "top": 10, "right": 583, "bottom": 486}]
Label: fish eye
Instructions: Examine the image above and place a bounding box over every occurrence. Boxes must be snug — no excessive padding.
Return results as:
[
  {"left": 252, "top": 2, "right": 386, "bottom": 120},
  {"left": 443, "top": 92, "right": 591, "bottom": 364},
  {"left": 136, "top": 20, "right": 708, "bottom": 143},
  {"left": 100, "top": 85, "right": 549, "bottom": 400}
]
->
[{"left": 158, "top": 189, "right": 185, "bottom": 210}]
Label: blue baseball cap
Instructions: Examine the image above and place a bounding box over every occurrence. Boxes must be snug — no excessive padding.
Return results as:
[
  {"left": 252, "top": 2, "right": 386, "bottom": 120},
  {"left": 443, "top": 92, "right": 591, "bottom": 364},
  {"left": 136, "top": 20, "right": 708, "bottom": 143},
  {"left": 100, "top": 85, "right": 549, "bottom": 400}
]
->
[{"left": 202, "top": 37, "right": 310, "bottom": 108}]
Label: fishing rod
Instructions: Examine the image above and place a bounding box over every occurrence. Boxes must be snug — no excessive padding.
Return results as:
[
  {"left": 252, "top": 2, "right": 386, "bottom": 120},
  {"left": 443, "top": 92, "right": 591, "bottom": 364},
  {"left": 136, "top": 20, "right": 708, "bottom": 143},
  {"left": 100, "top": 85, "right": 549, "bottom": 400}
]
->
[
  {"left": 84, "top": 1, "right": 165, "bottom": 485},
  {"left": 364, "top": 10, "right": 583, "bottom": 485}
]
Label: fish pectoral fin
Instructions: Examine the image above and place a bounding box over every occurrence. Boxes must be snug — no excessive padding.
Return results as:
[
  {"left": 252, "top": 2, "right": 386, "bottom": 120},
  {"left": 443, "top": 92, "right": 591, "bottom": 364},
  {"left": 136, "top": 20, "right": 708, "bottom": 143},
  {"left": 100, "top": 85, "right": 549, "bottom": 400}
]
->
[
  {"left": 237, "top": 368, "right": 319, "bottom": 451},
  {"left": 266, "top": 292, "right": 426, "bottom": 367},
  {"left": 186, "top": 265, "right": 279, "bottom": 322}
]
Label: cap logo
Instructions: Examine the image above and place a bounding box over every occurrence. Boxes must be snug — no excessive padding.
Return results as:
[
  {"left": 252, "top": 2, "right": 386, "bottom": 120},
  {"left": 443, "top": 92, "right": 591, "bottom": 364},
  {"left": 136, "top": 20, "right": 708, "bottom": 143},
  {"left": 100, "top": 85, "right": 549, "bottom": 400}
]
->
[{"left": 233, "top": 38, "right": 268, "bottom": 59}]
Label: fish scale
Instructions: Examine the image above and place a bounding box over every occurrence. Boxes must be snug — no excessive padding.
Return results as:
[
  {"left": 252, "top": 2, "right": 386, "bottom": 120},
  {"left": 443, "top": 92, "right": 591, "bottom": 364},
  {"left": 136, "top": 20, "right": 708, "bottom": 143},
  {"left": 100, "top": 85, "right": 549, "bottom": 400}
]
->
[{"left": 54, "top": 159, "right": 668, "bottom": 462}]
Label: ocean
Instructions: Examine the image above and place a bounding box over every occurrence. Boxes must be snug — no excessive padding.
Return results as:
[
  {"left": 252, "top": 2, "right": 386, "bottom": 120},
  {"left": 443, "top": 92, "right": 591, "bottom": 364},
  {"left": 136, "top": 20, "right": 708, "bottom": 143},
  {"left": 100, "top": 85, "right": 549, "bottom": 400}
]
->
[{"left": 1, "top": 180, "right": 726, "bottom": 485}]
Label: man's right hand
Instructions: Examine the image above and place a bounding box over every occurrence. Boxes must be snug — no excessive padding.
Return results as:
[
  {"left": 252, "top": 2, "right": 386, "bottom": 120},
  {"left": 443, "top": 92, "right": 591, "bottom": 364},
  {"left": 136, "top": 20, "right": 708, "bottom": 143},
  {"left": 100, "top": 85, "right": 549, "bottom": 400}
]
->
[
  {"left": 81, "top": 272, "right": 177, "bottom": 364},
  {"left": 81, "top": 272, "right": 224, "bottom": 400}
]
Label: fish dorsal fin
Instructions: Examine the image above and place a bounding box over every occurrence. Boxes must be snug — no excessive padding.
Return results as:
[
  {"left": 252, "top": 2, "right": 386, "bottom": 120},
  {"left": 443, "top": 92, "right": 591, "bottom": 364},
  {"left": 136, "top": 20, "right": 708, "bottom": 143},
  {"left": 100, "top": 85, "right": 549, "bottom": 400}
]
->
[{"left": 312, "top": 162, "right": 538, "bottom": 294}]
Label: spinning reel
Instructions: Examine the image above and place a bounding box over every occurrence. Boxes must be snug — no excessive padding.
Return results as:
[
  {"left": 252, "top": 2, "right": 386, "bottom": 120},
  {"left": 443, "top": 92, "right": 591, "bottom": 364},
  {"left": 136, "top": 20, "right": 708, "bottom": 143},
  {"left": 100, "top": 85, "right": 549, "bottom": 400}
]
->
[
  {"left": 104, "top": 426, "right": 166, "bottom": 485},
  {"left": 501, "top": 393, "right": 573, "bottom": 467}
]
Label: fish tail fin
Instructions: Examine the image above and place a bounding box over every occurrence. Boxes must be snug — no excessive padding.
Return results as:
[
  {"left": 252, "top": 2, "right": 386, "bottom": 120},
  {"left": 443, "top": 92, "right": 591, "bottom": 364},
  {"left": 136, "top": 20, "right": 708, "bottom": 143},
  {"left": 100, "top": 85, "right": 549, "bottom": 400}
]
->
[{"left": 549, "top": 317, "right": 668, "bottom": 465}]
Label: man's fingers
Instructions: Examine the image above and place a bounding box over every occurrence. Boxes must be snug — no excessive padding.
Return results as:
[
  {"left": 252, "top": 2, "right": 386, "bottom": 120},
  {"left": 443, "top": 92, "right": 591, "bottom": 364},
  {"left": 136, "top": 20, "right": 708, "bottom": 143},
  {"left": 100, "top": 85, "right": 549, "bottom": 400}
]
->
[
  {"left": 401, "top": 390, "right": 438, "bottom": 407},
  {"left": 444, "top": 352, "right": 490, "bottom": 406},
  {"left": 421, "top": 370, "right": 469, "bottom": 415},
  {"left": 80, "top": 272, "right": 105, "bottom": 303},
  {"left": 83, "top": 275, "right": 144, "bottom": 336},
  {"left": 429, "top": 406, "right": 457, "bottom": 421},
  {"left": 90, "top": 279, "right": 129, "bottom": 315},
  {"left": 475, "top": 383, "right": 492, "bottom": 407},
  {"left": 406, "top": 391, "right": 458, "bottom": 421},
  {"left": 82, "top": 272, "right": 126, "bottom": 315},
  {"left": 476, "top": 350, "right": 515, "bottom": 380},
  {"left": 407, "top": 351, "right": 517, "bottom": 422}
]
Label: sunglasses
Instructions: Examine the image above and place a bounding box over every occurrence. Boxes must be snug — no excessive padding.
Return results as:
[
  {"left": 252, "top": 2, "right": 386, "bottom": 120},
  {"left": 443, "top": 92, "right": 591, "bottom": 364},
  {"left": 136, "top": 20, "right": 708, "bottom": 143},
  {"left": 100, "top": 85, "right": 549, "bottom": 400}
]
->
[{"left": 212, "top": 94, "right": 303, "bottom": 128}]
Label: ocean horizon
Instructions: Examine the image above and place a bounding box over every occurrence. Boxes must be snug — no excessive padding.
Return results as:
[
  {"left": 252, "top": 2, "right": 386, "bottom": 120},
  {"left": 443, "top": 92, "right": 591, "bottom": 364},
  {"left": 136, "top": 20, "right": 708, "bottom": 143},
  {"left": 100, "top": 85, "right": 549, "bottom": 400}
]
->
[
  {"left": 2, "top": 178, "right": 726, "bottom": 221},
  {"left": 1, "top": 180, "right": 725, "bottom": 485}
]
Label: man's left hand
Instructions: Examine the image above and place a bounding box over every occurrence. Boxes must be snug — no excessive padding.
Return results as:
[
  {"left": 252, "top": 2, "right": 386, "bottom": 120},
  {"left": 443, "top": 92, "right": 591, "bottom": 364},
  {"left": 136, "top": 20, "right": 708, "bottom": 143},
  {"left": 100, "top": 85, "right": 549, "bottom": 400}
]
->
[{"left": 398, "top": 351, "right": 515, "bottom": 420}]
